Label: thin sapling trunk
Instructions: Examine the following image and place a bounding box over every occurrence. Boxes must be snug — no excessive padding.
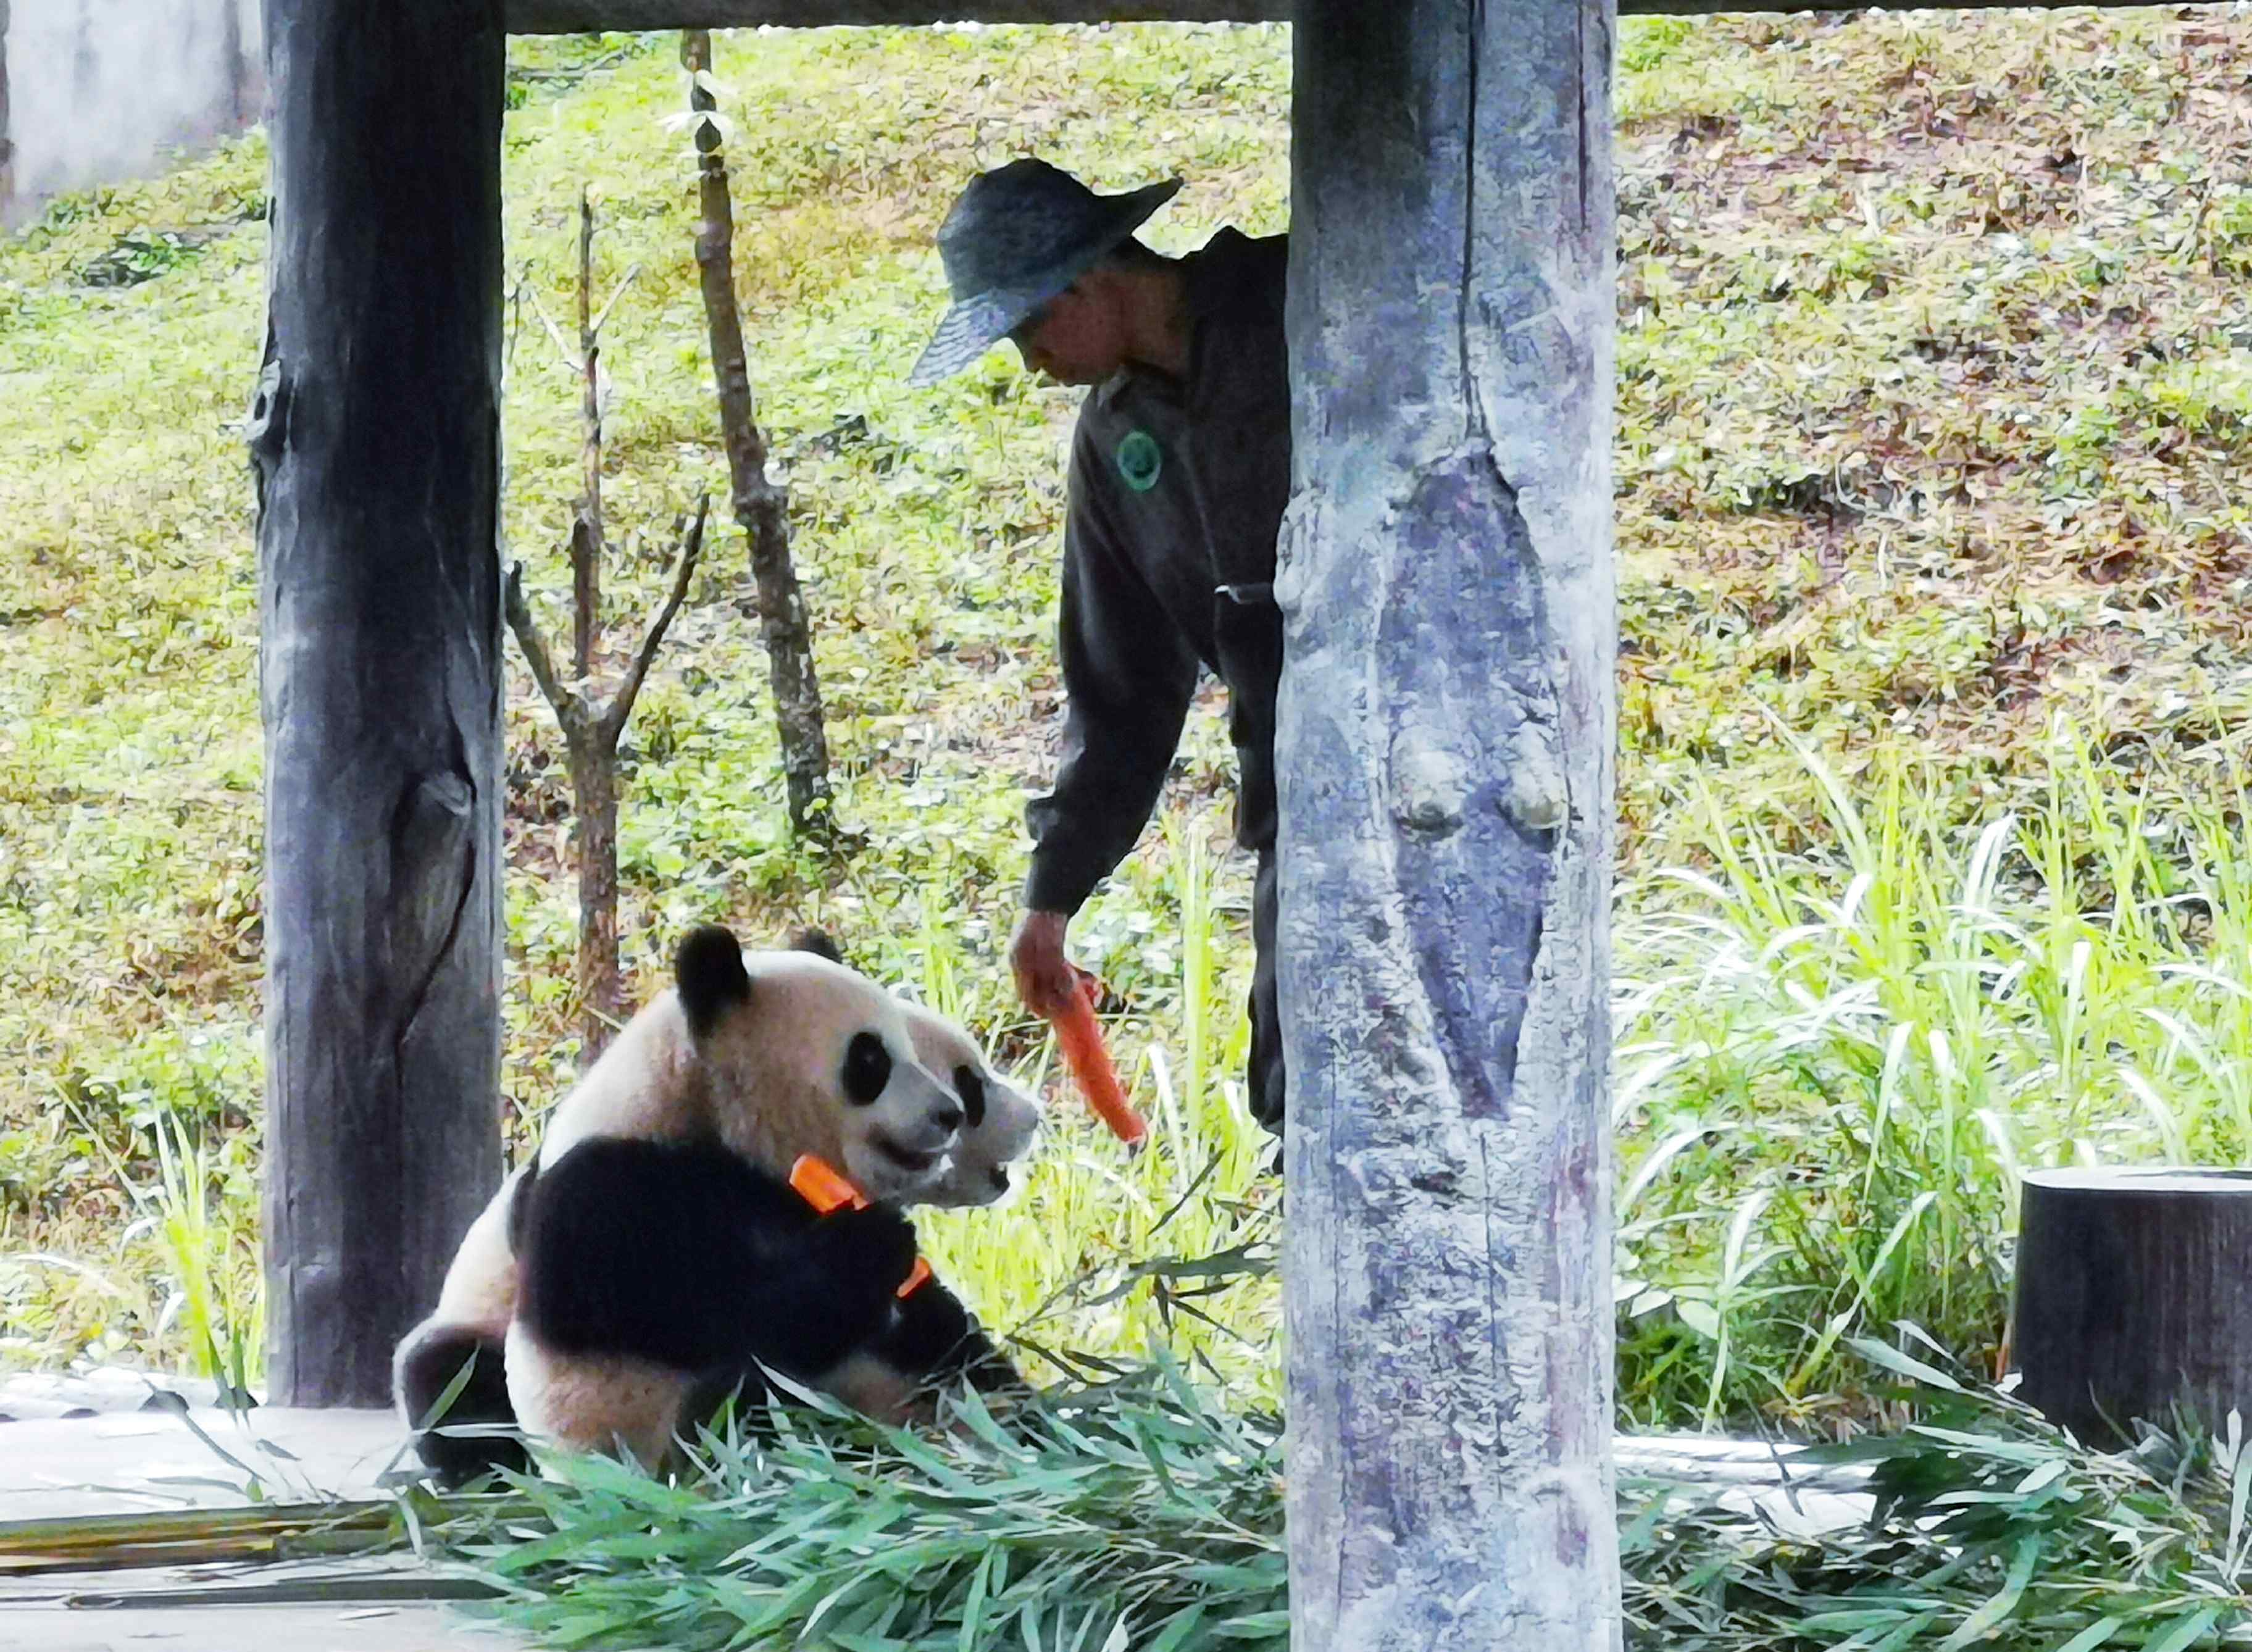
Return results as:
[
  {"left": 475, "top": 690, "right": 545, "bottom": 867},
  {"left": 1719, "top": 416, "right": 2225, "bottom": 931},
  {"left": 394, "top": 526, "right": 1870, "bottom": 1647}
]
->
[
  {"left": 681, "top": 30, "right": 834, "bottom": 839},
  {"left": 507, "top": 195, "right": 708, "bottom": 1063}
]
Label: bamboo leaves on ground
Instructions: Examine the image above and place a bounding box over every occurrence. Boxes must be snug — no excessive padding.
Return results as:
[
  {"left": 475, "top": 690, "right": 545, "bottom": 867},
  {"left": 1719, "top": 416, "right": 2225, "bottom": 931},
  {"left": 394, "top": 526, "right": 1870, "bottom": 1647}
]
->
[{"left": 419, "top": 1353, "right": 2252, "bottom": 1651}]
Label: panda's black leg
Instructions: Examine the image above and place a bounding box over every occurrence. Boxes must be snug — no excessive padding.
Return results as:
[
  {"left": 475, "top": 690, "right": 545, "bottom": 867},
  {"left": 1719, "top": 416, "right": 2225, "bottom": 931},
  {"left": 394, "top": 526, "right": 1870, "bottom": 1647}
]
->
[
  {"left": 675, "top": 1361, "right": 785, "bottom": 1452},
  {"left": 395, "top": 1329, "right": 530, "bottom": 1488},
  {"left": 1245, "top": 846, "right": 1287, "bottom": 1165}
]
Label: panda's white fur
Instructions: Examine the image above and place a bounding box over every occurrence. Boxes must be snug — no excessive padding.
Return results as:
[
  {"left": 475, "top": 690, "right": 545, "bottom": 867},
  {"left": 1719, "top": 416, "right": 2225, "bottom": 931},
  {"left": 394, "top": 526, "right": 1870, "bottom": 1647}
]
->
[
  {"left": 895, "top": 996, "right": 1043, "bottom": 1210},
  {"left": 530, "top": 944, "right": 965, "bottom": 1203},
  {"left": 394, "top": 928, "right": 1040, "bottom": 1482},
  {"left": 502, "top": 1324, "right": 947, "bottom": 1471},
  {"left": 415, "top": 1166, "right": 525, "bottom": 1348},
  {"left": 499, "top": 1332, "right": 687, "bottom": 1470}
]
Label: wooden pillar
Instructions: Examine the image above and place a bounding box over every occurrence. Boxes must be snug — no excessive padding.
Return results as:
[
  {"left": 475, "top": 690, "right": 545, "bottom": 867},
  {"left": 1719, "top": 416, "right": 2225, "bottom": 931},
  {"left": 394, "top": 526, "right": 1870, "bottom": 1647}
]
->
[
  {"left": 251, "top": 0, "right": 506, "bottom": 1406},
  {"left": 1279, "top": 0, "right": 1620, "bottom": 1646}
]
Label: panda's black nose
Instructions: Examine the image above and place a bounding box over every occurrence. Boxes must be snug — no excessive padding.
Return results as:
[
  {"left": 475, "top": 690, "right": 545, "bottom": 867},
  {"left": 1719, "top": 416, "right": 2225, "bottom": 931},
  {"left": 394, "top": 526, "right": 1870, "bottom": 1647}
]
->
[{"left": 930, "top": 1103, "right": 964, "bottom": 1135}]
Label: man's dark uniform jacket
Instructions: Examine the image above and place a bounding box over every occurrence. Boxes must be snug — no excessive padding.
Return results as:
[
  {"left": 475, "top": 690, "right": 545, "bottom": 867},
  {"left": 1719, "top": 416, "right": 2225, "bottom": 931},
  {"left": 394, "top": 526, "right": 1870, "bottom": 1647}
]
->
[{"left": 1021, "top": 228, "right": 1290, "bottom": 1133}]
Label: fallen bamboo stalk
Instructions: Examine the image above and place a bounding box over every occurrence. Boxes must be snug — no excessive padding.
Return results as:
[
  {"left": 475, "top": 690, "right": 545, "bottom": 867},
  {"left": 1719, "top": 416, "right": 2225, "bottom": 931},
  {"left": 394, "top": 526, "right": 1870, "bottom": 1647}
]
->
[
  {"left": 0, "top": 1494, "right": 538, "bottom": 1577},
  {"left": 64, "top": 1571, "right": 504, "bottom": 1609}
]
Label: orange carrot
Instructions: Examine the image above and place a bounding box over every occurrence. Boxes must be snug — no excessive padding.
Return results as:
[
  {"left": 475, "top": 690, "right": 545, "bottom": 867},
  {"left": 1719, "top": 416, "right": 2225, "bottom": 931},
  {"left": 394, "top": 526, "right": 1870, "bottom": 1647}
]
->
[
  {"left": 788, "top": 1153, "right": 932, "bottom": 1298},
  {"left": 788, "top": 1154, "right": 862, "bottom": 1214},
  {"left": 1051, "top": 975, "right": 1147, "bottom": 1149}
]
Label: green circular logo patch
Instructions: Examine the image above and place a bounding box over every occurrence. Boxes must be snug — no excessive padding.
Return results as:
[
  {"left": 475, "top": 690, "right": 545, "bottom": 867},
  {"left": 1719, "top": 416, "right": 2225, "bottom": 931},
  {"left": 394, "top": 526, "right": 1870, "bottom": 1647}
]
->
[{"left": 1116, "top": 429, "right": 1162, "bottom": 493}]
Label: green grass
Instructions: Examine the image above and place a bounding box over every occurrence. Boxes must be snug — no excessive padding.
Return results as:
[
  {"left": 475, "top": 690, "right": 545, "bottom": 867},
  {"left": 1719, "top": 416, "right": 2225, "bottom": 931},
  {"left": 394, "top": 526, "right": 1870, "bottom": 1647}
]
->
[
  {"left": 1616, "top": 724, "right": 2252, "bottom": 1429},
  {"left": 6, "top": 10, "right": 2252, "bottom": 1441}
]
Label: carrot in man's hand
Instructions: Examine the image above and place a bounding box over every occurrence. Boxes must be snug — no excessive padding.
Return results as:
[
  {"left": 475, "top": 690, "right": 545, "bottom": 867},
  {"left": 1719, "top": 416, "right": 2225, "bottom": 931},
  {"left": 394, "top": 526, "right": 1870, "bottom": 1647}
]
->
[
  {"left": 1049, "top": 974, "right": 1147, "bottom": 1150},
  {"left": 788, "top": 1154, "right": 932, "bottom": 1297}
]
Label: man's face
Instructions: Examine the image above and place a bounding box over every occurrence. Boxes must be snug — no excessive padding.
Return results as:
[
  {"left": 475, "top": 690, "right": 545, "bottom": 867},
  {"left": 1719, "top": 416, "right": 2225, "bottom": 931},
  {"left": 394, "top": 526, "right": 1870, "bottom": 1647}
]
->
[{"left": 1012, "top": 280, "right": 1126, "bottom": 386}]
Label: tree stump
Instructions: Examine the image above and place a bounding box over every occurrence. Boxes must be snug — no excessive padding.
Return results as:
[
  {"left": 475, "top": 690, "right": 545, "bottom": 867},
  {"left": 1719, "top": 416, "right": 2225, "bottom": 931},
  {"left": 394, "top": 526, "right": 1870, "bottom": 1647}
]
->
[{"left": 2013, "top": 1168, "right": 2252, "bottom": 1446}]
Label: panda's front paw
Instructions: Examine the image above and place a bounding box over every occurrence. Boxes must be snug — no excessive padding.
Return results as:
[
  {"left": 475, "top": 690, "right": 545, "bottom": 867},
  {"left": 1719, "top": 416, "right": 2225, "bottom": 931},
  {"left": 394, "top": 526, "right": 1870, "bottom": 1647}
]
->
[
  {"left": 811, "top": 1203, "right": 921, "bottom": 1304},
  {"left": 882, "top": 1280, "right": 973, "bottom": 1370}
]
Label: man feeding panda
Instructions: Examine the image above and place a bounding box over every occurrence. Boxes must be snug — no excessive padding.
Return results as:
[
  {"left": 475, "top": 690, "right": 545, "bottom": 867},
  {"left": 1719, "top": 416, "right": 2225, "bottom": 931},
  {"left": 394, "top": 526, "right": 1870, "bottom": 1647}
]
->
[
  {"left": 909, "top": 159, "right": 1291, "bottom": 1154},
  {"left": 396, "top": 161, "right": 1288, "bottom": 1483}
]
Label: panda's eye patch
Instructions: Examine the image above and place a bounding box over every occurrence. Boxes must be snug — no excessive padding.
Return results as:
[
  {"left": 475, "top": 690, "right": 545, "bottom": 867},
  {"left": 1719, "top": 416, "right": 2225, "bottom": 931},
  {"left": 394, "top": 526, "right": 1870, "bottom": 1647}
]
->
[
  {"left": 953, "top": 1065, "right": 987, "bottom": 1130},
  {"left": 843, "top": 1032, "right": 893, "bottom": 1106}
]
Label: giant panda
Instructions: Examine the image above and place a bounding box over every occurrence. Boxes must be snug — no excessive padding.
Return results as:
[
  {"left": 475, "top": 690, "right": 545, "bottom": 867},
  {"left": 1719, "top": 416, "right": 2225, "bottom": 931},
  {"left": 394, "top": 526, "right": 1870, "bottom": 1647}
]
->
[{"left": 394, "top": 925, "right": 1040, "bottom": 1485}]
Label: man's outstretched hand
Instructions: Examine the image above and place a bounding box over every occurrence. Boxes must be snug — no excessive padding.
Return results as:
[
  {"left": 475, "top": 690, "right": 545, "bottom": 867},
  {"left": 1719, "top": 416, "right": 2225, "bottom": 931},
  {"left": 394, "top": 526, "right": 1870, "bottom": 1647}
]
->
[{"left": 1009, "top": 909, "right": 1079, "bottom": 1017}]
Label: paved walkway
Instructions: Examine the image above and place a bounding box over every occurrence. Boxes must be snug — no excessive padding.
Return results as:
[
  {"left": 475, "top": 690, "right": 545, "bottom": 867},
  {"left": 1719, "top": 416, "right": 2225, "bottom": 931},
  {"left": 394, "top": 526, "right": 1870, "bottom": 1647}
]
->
[{"left": 0, "top": 1372, "right": 522, "bottom": 1651}]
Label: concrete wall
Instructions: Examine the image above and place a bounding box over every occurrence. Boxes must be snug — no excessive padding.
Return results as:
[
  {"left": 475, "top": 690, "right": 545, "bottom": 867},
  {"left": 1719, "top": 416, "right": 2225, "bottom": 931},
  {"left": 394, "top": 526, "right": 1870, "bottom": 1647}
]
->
[{"left": 2, "top": 0, "right": 262, "bottom": 225}]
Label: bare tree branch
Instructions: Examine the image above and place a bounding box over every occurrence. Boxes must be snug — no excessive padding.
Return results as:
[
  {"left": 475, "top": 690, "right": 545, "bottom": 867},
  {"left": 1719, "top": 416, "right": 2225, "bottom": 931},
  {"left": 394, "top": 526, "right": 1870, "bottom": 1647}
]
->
[
  {"left": 506, "top": 190, "right": 712, "bottom": 1061},
  {"left": 574, "top": 192, "right": 603, "bottom": 685},
  {"left": 523, "top": 254, "right": 635, "bottom": 385},
  {"left": 523, "top": 283, "right": 582, "bottom": 378},
  {"left": 603, "top": 493, "right": 711, "bottom": 749},
  {"left": 590, "top": 263, "right": 644, "bottom": 338},
  {"left": 506, "top": 272, "right": 529, "bottom": 377},
  {"left": 503, "top": 560, "right": 588, "bottom": 743}
]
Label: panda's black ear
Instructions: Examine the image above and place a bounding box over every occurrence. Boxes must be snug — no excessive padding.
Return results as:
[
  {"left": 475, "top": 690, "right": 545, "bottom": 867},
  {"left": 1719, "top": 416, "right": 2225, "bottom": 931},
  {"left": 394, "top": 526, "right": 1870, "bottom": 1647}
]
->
[
  {"left": 675, "top": 925, "right": 752, "bottom": 1040},
  {"left": 789, "top": 927, "right": 844, "bottom": 966}
]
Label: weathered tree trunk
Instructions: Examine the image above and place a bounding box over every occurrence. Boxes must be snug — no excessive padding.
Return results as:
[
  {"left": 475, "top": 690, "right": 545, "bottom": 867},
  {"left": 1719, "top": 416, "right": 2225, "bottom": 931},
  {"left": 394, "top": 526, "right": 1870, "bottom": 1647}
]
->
[
  {"left": 681, "top": 30, "right": 833, "bottom": 838},
  {"left": 571, "top": 738, "right": 619, "bottom": 1056},
  {"left": 0, "top": 0, "right": 14, "bottom": 215},
  {"left": 251, "top": 0, "right": 506, "bottom": 1406},
  {"left": 220, "top": 0, "right": 251, "bottom": 129},
  {"left": 2014, "top": 1168, "right": 2252, "bottom": 1446},
  {"left": 1278, "top": 0, "right": 1620, "bottom": 1646}
]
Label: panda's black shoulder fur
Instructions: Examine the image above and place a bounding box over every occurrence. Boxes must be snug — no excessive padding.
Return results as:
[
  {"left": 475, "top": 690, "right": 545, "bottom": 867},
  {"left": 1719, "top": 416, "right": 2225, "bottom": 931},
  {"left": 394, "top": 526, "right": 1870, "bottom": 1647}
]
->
[{"left": 675, "top": 925, "right": 753, "bottom": 1040}]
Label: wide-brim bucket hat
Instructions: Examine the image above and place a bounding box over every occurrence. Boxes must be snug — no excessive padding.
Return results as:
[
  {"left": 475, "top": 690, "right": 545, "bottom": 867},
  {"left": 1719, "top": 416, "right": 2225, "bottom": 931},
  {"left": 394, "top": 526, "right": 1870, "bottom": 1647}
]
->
[{"left": 909, "top": 159, "right": 1182, "bottom": 386}]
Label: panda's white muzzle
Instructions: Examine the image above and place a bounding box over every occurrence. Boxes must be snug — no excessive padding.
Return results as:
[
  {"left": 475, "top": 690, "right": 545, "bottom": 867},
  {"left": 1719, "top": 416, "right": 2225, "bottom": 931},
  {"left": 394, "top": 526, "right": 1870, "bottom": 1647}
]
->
[{"left": 853, "top": 1059, "right": 967, "bottom": 1199}]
